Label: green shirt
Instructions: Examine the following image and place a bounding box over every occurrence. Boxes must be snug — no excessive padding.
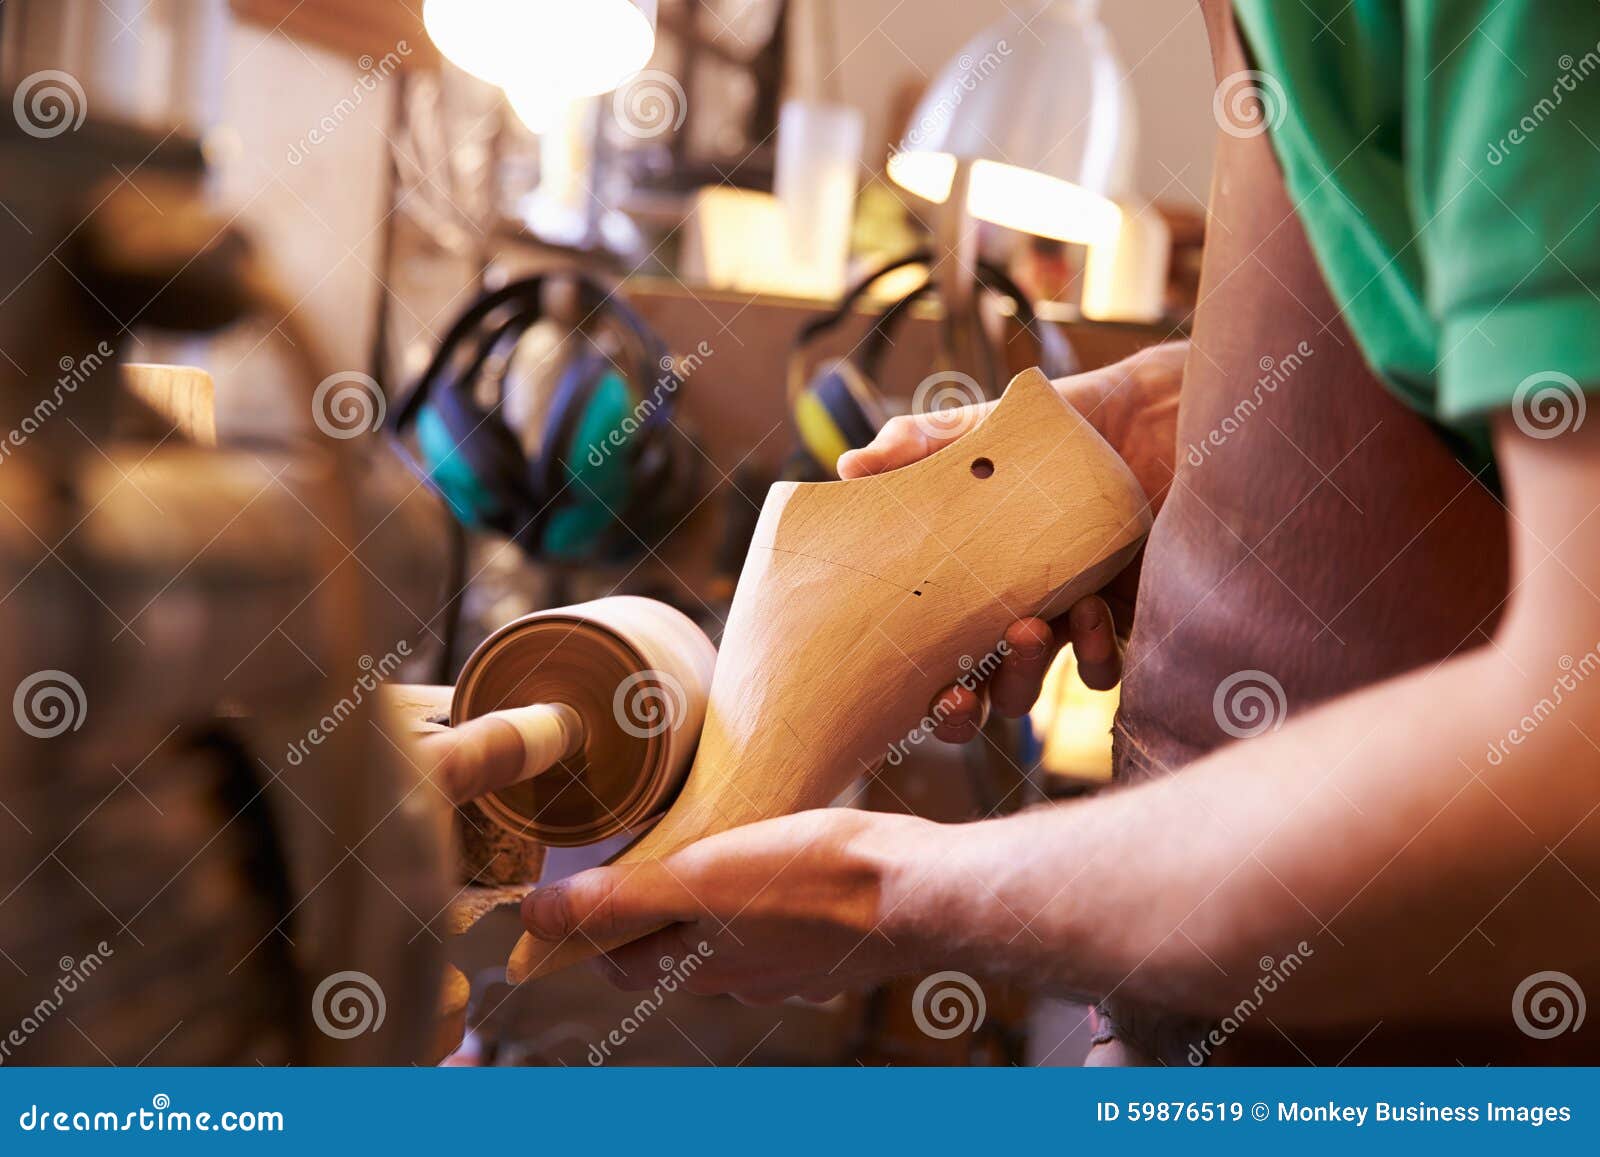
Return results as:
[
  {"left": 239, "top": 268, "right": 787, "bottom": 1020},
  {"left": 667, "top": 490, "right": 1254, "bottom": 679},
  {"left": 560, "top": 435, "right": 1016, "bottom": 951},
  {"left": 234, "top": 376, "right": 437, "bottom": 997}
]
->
[{"left": 1232, "top": 0, "right": 1600, "bottom": 468}]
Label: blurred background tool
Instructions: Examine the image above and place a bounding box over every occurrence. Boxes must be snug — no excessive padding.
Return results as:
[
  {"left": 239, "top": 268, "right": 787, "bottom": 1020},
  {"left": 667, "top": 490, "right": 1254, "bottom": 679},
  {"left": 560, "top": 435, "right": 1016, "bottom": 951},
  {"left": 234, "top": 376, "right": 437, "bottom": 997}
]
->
[{"left": 0, "top": 0, "right": 451, "bottom": 1065}]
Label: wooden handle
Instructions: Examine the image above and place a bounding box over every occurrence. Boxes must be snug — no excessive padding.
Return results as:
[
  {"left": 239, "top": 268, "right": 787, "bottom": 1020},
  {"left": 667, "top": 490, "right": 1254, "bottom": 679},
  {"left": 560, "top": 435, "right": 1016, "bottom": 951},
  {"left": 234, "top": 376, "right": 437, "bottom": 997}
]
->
[
  {"left": 482, "top": 703, "right": 584, "bottom": 783},
  {"left": 408, "top": 701, "right": 580, "bottom": 804},
  {"left": 508, "top": 369, "right": 1152, "bottom": 982}
]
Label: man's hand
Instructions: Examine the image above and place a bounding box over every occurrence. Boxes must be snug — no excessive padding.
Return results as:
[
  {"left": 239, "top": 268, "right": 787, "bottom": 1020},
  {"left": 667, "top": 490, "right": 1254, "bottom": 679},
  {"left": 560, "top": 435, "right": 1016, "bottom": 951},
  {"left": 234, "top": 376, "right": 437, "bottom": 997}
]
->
[
  {"left": 836, "top": 341, "right": 1185, "bottom": 741},
  {"left": 521, "top": 809, "right": 943, "bottom": 1003}
]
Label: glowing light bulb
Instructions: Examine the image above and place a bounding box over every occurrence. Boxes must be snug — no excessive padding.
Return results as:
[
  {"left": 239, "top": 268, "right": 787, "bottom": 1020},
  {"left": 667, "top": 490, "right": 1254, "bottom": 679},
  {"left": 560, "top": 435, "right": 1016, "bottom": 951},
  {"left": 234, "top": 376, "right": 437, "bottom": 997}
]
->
[
  {"left": 503, "top": 80, "right": 570, "bottom": 135},
  {"left": 885, "top": 150, "right": 957, "bottom": 203},
  {"left": 889, "top": 151, "right": 1122, "bottom": 246},
  {"left": 966, "top": 159, "right": 1122, "bottom": 246},
  {"left": 423, "top": 0, "right": 656, "bottom": 96}
]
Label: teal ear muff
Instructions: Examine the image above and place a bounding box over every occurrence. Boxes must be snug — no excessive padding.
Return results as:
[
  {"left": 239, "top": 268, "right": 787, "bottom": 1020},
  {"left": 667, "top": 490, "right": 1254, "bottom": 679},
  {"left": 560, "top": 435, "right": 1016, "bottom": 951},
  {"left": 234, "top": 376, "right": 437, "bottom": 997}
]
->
[
  {"left": 415, "top": 404, "right": 502, "bottom": 525},
  {"left": 540, "top": 366, "right": 635, "bottom": 559}
]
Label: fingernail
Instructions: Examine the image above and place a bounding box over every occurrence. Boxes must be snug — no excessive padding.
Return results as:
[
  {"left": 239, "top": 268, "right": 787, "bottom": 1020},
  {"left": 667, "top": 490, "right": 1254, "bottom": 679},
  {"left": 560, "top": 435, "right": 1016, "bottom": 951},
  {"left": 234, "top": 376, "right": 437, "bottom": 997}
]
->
[
  {"left": 1074, "top": 604, "right": 1101, "bottom": 631},
  {"left": 525, "top": 885, "right": 569, "bottom": 939},
  {"left": 1014, "top": 636, "right": 1046, "bottom": 660}
]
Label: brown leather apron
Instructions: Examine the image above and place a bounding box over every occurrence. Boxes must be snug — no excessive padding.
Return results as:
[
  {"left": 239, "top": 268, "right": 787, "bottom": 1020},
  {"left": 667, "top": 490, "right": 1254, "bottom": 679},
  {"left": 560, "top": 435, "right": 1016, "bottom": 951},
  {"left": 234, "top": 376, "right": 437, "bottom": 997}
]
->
[{"left": 1103, "top": 0, "right": 1524, "bottom": 1064}]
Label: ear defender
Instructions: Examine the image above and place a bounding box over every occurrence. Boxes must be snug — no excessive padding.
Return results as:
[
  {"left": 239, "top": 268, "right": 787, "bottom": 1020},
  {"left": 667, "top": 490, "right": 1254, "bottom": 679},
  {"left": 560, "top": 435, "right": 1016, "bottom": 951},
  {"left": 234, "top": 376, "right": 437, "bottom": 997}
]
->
[
  {"left": 785, "top": 249, "right": 1059, "bottom": 477},
  {"left": 390, "top": 273, "right": 698, "bottom": 564},
  {"left": 538, "top": 360, "right": 636, "bottom": 559},
  {"left": 793, "top": 360, "right": 888, "bottom": 474},
  {"left": 415, "top": 386, "right": 537, "bottom": 532}
]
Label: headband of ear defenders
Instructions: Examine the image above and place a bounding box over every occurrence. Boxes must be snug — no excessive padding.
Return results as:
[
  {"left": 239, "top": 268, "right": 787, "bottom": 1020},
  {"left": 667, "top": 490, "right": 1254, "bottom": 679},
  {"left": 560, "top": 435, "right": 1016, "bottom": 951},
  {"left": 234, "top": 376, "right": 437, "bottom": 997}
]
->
[
  {"left": 789, "top": 250, "right": 939, "bottom": 353},
  {"left": 786, "top": 249, "right": 1055, "bottom": 399},
  {"left": 391, "top": 271, "right": 673, "bottom": 437},
  {"left": 852, "top": 260, "right": 1047, "bottom": 381}
]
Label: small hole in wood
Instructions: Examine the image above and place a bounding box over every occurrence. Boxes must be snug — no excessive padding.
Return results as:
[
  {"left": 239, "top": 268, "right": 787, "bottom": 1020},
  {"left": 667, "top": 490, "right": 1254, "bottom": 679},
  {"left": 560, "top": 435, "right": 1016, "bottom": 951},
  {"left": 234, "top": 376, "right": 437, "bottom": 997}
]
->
[
  {"left": 913, "top": 589, "right": 922, "bottom": 596},
  {"left": 971, "top": 457, "right": 995, "bottom": 479}
]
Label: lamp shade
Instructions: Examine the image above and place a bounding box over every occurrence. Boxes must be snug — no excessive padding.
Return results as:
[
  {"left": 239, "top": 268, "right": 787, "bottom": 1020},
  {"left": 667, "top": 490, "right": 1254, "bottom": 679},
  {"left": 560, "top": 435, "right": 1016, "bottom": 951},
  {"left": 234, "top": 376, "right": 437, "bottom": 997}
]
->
[
  {"left": 423, "top": 0, "right": 657, "bottom": 97},
  {"left": 888, "top": 0, "right": 1135, "bottom": 246}
]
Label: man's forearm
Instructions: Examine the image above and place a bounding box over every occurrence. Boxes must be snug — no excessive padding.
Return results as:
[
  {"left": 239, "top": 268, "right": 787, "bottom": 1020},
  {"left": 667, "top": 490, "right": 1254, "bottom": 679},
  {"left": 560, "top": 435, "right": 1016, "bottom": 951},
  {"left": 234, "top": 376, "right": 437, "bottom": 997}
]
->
[{"left": 888, "top": 639, "right": 1600, "bottom": 1025}]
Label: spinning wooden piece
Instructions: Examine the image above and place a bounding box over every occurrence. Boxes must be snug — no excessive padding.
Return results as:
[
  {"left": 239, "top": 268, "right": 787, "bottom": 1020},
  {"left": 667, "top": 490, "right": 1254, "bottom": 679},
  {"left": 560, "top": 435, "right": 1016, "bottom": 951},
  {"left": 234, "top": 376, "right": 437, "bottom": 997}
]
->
[
  {"left": 451, "top": 596, "right": 716, "bottom": 847},
  {"left": 508, "top": 368, "right": 1152, "bottom": 982}
]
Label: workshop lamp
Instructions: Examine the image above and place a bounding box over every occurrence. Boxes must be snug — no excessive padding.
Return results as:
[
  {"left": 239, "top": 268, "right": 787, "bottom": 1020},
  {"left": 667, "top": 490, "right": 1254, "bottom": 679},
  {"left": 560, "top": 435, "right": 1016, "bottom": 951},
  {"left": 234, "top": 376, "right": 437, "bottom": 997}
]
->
[
  {"left": 423, "top": 0, "right": 657, "bottom": 99},
  {"left": 887, "top": 0, "right": 1134, "bottom": 247}
]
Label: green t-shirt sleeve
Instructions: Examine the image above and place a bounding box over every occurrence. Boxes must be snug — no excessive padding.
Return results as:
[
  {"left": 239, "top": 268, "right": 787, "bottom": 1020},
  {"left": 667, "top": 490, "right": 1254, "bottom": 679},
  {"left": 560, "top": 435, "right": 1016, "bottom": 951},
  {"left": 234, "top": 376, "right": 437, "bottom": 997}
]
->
[{"left": 1412, "top": 2, "right": 1600, "bottom": 420}]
